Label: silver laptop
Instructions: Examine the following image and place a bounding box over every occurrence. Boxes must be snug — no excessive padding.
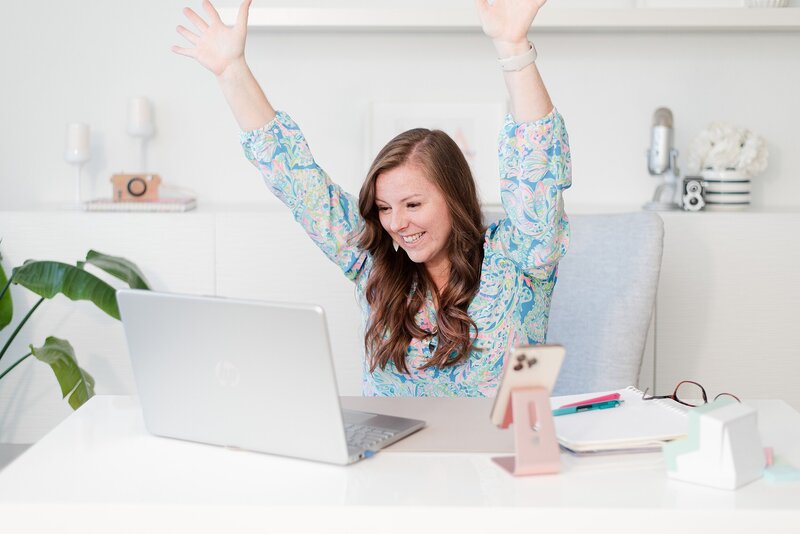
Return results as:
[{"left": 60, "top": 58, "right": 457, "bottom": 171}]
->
[{"left": 117, "top": 289, "right": 425, "bottom": 465}]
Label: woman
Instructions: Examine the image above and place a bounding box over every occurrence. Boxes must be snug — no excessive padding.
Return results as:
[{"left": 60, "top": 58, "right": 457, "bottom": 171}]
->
[{"left": 173, "top": 0, "right": 571, "bottom": 397}]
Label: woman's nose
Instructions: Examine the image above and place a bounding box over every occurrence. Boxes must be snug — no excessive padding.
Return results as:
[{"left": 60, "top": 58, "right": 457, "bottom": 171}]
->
[{"left": 390, "top": 210, "right": 407, "bottom": 232}]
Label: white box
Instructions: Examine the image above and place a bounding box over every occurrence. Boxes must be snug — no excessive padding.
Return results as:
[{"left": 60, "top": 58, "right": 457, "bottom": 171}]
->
[{"left": 663, "top": 399, "right": 764, "bottom": 490}]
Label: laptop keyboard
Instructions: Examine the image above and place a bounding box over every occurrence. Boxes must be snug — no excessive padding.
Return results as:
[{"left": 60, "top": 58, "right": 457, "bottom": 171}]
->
[{"left": 344, "top": 423, "right": 397, "bottom": 451}]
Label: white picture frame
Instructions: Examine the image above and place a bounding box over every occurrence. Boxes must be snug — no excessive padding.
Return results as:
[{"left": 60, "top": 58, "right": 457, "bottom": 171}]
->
[{"left": 368, "top": 101, "right": 508, "bottom": 207}]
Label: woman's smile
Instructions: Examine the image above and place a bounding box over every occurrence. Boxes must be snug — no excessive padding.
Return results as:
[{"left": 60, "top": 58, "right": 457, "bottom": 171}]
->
[{"left": 401, "top": 231, "right": 426, "bottom": 245}]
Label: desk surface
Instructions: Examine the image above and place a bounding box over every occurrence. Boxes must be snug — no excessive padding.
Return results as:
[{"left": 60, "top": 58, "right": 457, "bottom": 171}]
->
[{"left": 1, "top": 395, "right": 799, "bottom": 533}]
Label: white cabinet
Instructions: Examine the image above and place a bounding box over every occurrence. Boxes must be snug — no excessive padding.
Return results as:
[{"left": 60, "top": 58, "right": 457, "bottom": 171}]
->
[
  {"left": 0, "top": 209, "right": 217, "bottom": 443},
  {"left": 655, "top": 210, "right": 800, "bottom": 408},
  {"left": 1, "top": 206, "right": 798, "bottom": 443}
]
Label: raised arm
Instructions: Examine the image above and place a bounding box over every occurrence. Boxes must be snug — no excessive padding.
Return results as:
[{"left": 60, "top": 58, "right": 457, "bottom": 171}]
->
[
  {"left": 476, "top": 0, "right": 553, "bottom": 122},
  {"left": 477, "top": 0, "right": 571, "bottom": 279},
  {"left": 172, "top": 0, "right": 369, "bottom": 281},
  {"left": 172, "top": 0, "right": 274, "bottom": 132}
]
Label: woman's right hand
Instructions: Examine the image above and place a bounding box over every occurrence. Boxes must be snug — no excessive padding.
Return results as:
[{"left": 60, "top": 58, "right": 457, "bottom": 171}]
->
[{"left": 172, "top": 0, "right": 252, "bottom": 78}]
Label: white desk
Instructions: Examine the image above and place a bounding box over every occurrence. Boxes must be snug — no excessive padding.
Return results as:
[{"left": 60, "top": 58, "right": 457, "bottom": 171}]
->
[{"left": 1, "top": 396, "right": 798, "bottom": 533}]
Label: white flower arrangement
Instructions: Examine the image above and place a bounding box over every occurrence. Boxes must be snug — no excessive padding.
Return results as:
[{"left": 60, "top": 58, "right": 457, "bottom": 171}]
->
[{"left": 687, "top": 122, "right": 769, "bottom": 178}]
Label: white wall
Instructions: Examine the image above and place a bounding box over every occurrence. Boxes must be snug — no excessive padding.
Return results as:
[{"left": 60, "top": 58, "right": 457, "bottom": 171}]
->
[
  {"left": 1, "top": 1, "right": 800, "bottom": 443},
  {"left": 1, "top": 1, "right": 799, "bottom": 210}
]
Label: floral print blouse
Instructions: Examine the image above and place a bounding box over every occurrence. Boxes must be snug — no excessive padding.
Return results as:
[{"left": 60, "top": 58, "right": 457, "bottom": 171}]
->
[{"left": 240, "top": 108, "right": 571, "bottom": 397}]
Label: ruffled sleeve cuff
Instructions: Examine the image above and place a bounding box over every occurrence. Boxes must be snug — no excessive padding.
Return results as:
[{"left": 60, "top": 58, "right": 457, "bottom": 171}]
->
[
  {"left": 500, "top": 107, "right": 572, "bottom": 191},
  {"left": 239, "top": 111, "right": 301, "bottom": 164}
]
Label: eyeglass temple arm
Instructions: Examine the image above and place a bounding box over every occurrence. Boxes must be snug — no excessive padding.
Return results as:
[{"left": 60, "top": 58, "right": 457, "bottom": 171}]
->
[{"left": 641, "top": 388, "right": 674, "bottom": 400}]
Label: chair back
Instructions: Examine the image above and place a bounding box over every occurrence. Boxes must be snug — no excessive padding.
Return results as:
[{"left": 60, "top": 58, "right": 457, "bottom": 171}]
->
[{"left": 546, "top": 212, "right": 664, "bottom": 394}]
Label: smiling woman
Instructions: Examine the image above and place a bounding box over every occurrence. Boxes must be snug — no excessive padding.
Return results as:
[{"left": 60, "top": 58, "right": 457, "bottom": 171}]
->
[
  {"left": 173, "top": 0, "right": 571, "bottom": 397},
  {"left": 357, "top": 128, "right": 483, "bottom": 376}
]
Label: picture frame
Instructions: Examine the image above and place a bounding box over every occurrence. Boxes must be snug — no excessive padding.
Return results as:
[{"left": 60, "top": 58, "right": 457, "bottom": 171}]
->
[{"left": 368, "top": 101, "right": 508, "bottom": 206}]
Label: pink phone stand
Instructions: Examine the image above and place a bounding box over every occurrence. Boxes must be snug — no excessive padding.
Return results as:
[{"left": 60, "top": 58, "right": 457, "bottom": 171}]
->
[{"left": 492, "top": 386, "right": 561, "bottom": 476}]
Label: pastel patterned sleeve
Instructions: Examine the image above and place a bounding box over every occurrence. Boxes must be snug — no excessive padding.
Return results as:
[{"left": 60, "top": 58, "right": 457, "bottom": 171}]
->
[
  {"left": 487, "top": 108, "right": 572, "bottom": 279},
  {"left": 240, "top": 111, "right": 369, "bottom": 282}
]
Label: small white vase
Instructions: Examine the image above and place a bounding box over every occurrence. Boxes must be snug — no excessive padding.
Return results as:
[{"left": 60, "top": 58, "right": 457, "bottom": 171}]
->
[{"left": 701, "top": 169, "right": 751, "bottom": 211}]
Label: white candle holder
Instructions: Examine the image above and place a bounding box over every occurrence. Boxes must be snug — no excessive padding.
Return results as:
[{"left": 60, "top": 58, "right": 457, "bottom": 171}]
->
[
  {"left": 127, "top": 96, "right": 155, "bottom": 172},
  {"left": 64, "top": 123, "right": 91, "bottom": 207}
]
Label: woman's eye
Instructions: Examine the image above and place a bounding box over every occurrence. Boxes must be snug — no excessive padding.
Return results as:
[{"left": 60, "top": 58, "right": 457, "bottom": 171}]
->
[
  {"left": 377, "top": 206, "right": 390, "bottom": 212},
  {"left": 407, "top": 203, "right": 420, "bottom": 208}
]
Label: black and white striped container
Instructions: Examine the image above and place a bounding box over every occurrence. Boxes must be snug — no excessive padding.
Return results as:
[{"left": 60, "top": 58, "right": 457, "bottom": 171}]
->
[{"left": 701, "top": 169, "right": 751, "bottom": 211}]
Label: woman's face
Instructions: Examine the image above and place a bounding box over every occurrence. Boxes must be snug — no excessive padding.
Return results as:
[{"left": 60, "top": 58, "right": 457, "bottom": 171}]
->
[{"left": 375, "top": 163, "right": 453, "bottom": 277}]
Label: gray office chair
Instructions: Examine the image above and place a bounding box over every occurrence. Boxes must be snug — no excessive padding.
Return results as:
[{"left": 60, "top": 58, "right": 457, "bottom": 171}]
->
[{"left": 546, "top": 212, "right": 664, "bottom": 395}]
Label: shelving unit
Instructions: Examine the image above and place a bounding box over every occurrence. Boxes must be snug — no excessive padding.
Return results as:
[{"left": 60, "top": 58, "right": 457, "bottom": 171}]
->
[
  {"left": 219, "top": 7, "right": 800, "bottom": 32},
  {"left": 2, "top": 206, "right": 798, "bottom": 443}
]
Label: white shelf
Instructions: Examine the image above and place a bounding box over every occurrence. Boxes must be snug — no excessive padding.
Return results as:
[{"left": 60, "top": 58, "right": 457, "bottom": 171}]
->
[
  {"left": 6, "top": 203, "right": 800, "bottom": 215},
  {"left": 219, "top": 7, "right": 800, "bottom": 32}
]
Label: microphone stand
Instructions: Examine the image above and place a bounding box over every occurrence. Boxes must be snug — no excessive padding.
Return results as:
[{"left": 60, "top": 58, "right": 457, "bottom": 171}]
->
[{"left": 644, "top": 148, "right": 681, "bottom": 211}]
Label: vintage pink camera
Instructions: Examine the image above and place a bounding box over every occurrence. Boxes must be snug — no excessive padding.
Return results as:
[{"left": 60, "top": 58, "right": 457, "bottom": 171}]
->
[{"left": 110, "top": 173, "right": 161, "bottom": 202}]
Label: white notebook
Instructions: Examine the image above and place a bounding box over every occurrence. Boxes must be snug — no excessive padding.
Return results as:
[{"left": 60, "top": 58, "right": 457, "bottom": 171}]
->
[{"left": 552, "top": 386, "right": 689, "bottom": 454}]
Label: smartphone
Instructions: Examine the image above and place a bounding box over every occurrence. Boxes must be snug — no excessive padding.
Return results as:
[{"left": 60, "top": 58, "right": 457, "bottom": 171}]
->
[{"left": 490, "top": 344, "right": 565, "bottom": 428}]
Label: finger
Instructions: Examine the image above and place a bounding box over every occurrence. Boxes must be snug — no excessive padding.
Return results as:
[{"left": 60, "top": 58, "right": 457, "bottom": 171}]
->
[
  {"left": 236, "top": 0, "right": 252, "bottom": 31},
  {"left": 171, "top": 45, "right": 197, "bottom": 58},
  {"left": 177, "top": 25, "right": 200, "bottom": 46},
  {"left": 202, "top": 0, "right": 223, "bottom": 25},
  {"left": 183, "top": 7, "right": 209, "bottom": 32}
]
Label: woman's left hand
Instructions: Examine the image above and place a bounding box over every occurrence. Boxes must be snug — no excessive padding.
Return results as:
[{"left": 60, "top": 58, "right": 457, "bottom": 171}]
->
[{"left": 475, "top": 0, "right": 546, "bottom": 52}]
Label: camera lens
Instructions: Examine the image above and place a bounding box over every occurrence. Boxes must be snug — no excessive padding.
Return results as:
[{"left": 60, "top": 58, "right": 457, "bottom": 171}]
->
[{"left": 127, "top": 177, "right": 148, "bottom": 197}]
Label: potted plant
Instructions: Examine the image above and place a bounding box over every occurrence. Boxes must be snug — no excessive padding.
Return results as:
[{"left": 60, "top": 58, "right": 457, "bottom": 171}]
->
[{"left": 0, "top": 247, "right": 150, "bottom": 409}]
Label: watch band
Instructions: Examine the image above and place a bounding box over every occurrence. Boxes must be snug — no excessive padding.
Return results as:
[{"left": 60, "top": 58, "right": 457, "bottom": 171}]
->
[{"left": 498, "top": 42, "right": 537, "bottom": 72}]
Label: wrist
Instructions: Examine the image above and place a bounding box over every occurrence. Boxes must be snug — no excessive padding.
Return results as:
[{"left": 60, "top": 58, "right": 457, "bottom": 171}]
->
[{"left": 216, "top": 57, "right": 249, "bottom": 83}]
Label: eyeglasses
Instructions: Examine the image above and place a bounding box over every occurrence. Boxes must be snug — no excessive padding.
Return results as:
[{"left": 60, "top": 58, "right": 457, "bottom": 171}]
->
[{"left": 642, "top": 380, "right": 740, "bottom": 408}]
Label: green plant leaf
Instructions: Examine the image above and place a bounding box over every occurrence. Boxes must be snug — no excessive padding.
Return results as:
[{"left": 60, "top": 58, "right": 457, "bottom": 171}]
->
[
  {"left": 0, "top": 249, "right": 12, "bottom": 331},
  {"left": 30, "top": 336, "right": 95, "bottom": 410},
  {"left": 78, "top": 250, "right": 151, "bottom": 290},
  {"left": 11, "top": 260, "right": 120, "bottom": 319}
]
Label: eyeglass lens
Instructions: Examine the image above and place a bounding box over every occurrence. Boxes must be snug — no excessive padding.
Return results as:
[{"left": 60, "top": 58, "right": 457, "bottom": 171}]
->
[
  {"left": 673, "top": 381, "right": 707, "bottom": 407},
  {"left": 642, "top": 381, "right": 740, "bottom": 406}
]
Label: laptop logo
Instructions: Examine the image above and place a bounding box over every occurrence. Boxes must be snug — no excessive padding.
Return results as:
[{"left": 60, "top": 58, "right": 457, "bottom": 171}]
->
[{"left": 215, "top": 360, "right": 240, "bottom": 387}]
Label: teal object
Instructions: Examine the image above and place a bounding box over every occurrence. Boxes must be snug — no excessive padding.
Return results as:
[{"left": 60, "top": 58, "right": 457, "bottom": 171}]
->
[
  {"left": 764, "top": 464, "right": 800, "bottom": 482},
  {"left": 551, "top": 400, "right": 620, "bottom": 417}
]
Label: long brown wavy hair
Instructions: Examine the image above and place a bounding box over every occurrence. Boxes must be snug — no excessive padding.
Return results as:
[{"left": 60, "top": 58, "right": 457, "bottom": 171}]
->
[{"left": 358, "top": 128, "right": 486, "bottom": 374}]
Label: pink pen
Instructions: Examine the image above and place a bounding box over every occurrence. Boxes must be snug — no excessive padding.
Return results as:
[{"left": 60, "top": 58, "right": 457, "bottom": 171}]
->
[
  {"left": 558, "top": 392, "right": 621, "bottom": 409},
  {"left": 764, "top": 447, "right": 774, "bottom": 467}
]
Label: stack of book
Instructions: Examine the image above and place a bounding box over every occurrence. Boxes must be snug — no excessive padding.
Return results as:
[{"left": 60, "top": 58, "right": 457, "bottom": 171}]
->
[
  {"left": 82, "top": 197, "right": 197, "bottom": 213},
  {"left": 552, "top": 386, "right": 689, "bottom": 455}
]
